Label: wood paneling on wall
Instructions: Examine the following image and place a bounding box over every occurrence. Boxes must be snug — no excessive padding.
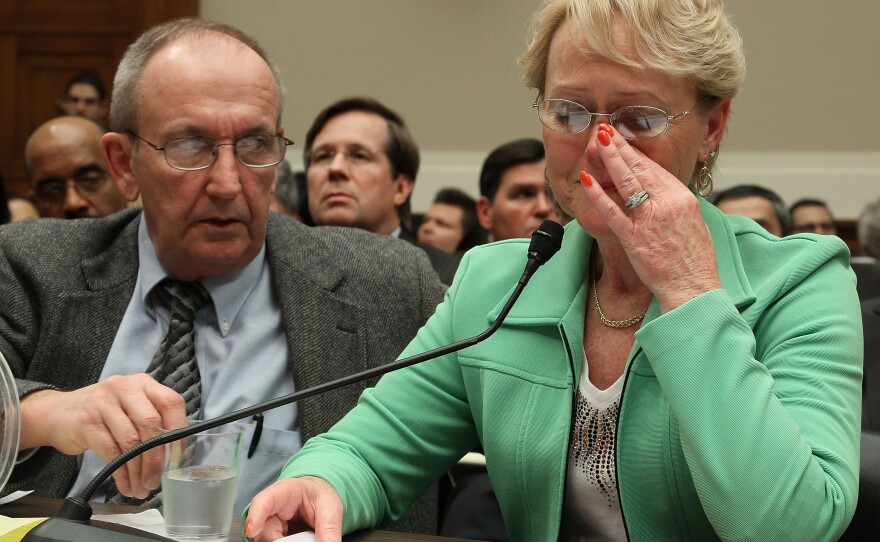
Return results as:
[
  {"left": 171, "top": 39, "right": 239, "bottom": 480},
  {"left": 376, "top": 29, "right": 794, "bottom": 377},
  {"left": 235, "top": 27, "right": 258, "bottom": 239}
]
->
[{"left": 0, "top": 0, "right": 197, "bottom": 195}]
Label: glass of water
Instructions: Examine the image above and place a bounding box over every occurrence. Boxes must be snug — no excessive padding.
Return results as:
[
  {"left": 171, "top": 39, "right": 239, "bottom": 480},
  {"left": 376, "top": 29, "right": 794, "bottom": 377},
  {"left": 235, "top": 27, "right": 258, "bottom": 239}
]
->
[{"left": 162, "top": 424, "right": 245, "bottom": 539}]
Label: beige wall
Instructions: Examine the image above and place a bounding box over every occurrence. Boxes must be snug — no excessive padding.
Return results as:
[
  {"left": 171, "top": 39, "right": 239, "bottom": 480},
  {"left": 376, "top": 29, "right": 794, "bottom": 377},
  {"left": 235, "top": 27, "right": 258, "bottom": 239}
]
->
[{"left": 200, "top": 0, "right": 879, "bottom": 218}]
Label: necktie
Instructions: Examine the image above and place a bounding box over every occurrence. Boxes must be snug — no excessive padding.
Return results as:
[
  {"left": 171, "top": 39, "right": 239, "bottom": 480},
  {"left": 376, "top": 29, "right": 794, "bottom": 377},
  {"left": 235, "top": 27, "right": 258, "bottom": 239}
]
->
[
  {"left": 145, "top": 279, "right": 212, "bottom": 418},
  {"left": 105, "top": 279, "right": 212, "bottom": 505}
]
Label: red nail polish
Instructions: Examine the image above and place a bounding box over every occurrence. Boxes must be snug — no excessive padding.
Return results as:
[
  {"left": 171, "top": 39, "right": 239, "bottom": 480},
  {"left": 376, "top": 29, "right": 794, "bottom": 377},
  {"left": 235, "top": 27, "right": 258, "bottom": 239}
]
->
[
  {"left": 245, "top": 519, "right": 253, "bottom": 536},
  {"left": 580, "top": 171, "right": 593, "bottom": 186},
  {"left": 605, "top": 125, "right": 615, "bottom": 136},
  {"left": 597, "top": 130, "right": 611, "bottom": 146}
]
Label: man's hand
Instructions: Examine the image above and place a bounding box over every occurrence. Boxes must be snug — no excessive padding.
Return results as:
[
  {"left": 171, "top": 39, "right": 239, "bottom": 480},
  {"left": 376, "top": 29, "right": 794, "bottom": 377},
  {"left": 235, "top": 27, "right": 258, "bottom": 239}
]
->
[
  {"left": 19, "top": 373, "right": 187, "bottom": 498},
  {"left": 246, "top": 477, "right": 344, "bottom": 542}
]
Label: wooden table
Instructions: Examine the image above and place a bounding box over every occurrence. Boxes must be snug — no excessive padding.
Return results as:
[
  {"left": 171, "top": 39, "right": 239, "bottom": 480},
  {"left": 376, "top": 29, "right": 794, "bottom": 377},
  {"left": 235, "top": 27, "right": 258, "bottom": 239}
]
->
[{"left": 0, "top": 495, "right": 474, "bottom": 541}]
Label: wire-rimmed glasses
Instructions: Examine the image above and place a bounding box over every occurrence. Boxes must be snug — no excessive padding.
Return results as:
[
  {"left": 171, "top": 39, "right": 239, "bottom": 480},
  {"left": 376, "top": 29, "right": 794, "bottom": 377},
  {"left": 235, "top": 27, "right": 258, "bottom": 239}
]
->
[
  {"left": 126, "top": 130, "right": 294, "bottom": 171},
  {"left": 533, "top": 97, "right": 706, "bottom": 140}
]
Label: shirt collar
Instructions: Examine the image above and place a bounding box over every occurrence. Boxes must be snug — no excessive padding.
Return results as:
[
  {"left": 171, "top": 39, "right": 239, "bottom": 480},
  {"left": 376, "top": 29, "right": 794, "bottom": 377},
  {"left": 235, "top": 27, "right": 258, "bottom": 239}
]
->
[{"left": 137, "top": 216, "right": 267, "bottom": 337}]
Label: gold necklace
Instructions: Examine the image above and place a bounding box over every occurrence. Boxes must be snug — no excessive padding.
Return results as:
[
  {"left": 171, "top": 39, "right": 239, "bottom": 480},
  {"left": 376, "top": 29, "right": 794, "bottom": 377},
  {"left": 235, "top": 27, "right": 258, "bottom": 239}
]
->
[{"left": 591, "top": 273, "right": 648, "bottom": 328}]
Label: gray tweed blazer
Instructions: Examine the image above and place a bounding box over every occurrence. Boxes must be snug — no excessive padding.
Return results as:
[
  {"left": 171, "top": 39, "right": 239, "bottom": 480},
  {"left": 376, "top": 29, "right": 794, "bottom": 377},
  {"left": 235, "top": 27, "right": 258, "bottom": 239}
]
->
[{"left": 0, "top": 208, "right": 445, "bottom": 533}]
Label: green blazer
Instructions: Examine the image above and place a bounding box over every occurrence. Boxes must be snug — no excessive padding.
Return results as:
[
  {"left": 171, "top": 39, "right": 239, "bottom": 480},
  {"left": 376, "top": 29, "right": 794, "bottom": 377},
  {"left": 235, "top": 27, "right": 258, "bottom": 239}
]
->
[{"left": 278, "top": 199, "right": 862, "bottom": 541}]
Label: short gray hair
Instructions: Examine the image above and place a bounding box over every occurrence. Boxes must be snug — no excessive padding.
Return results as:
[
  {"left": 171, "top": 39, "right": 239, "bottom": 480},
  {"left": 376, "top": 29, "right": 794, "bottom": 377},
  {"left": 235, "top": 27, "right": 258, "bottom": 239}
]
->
[
  {"left": 110, "top": 18, "right": 285, "bottom": 132},
  {"left": 858, "top": 199, "right": 880, "bottom": 258}
]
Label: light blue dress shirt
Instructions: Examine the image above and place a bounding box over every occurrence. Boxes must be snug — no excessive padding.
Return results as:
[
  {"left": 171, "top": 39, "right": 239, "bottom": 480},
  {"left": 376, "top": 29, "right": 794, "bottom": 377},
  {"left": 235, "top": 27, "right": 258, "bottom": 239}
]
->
[{"left": 68, "top": 218, "right": 300, "bottom": 515}]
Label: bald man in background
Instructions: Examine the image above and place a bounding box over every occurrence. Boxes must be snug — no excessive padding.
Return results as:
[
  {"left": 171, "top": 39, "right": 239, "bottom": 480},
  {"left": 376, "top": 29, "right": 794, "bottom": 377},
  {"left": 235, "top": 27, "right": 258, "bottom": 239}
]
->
[{"left": 25, "top": 116, "right": 128, "bottom": 219}]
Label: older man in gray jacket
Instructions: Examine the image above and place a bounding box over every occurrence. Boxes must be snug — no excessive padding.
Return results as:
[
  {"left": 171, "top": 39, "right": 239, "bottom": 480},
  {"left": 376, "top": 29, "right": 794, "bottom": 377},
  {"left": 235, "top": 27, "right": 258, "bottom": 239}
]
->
[{"left": 0, "top": 18, "right": 443, "bottom": 534}]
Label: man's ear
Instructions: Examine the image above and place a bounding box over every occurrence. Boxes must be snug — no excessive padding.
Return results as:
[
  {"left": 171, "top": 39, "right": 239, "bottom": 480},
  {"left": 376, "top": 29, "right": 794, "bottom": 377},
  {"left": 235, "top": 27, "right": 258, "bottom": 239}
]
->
[
  {"left": 476, "top": 195, "right": 494, "bottom": 230},
  {"left": 392, "top": 174, "right": 414, "bottom": 206},
  {"left": 102, "top": 132, "right": 140, "bottom": 202}
]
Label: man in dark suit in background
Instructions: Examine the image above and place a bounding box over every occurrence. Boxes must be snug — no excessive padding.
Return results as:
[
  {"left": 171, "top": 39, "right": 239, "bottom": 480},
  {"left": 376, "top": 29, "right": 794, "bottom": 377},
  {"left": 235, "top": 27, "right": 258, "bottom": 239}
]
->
[
  {"left": 303, "top": 96, "right": 461, "bottom": 285},
  {"left": 0, "top": 18, "right": 442, "bottom": 533},
  {"left": 862, "top": 296, "right": 880, "bottom": 431}
]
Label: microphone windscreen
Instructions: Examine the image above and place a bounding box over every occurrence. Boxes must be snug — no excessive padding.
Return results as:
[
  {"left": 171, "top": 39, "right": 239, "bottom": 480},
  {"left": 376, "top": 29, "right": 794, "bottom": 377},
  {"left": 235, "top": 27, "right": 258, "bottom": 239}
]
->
[{"left": 528, "top": 220, "right": 564, "bottom": 264}]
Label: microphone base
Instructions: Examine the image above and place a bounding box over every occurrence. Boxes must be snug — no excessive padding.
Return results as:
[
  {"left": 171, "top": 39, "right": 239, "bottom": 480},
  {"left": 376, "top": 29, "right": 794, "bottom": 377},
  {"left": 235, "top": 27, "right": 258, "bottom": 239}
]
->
[{"left": 23, "top": 517, "right": 175, "bottom": 542}]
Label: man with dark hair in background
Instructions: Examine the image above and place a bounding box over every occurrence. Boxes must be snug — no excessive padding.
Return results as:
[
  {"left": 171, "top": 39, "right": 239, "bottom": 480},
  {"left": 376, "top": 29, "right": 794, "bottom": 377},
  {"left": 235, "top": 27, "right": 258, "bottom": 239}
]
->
[
  {"left": 711, "top": 184, "right": 791, "bottom": 237},
  {"left": 418, "top": 187, "right": 485, "bottom": 254},
  {"left": 59, "top": 71, "right": 108, "bottom": 123},
  {"left": 477, "top": 138, "right": 552, "bottom": 241},
  {"left": 304, "top": 96, "right": 460, "bottom": 284},
  {"left": 789, "top": 198, "right": 838, "bottom": 236}
]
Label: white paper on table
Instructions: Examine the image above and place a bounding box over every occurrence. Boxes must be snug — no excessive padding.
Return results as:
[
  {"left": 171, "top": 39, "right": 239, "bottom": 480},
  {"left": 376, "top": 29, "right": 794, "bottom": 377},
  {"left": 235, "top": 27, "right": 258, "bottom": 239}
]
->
[
  {"left": 0, "top": 490, "right": 33, "bottom": 505},
  {"left": 91, "top": 510, "right": 227, "bottom": 542},
  {"left": 276, "top": 532, "right": 317, "bottom": 541},
  {"left": 91, "top": 510, "right": 167, "bottom": 538}
]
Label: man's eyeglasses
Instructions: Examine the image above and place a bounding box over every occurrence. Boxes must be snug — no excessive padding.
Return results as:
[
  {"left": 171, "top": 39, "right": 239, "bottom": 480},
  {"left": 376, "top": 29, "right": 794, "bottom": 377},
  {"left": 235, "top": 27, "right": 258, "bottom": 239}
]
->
[
  {"left": 533, "top": 97, "right": 707, "bottom": 140},
  {"left": 305, "top": 146, "right": 385, "bottom": 169},
  {"left": 33, "top": 171, "right": 110, "bottom": 204},
  {"left": 126, "top": 130, "right": 294, "bottom": 171}
]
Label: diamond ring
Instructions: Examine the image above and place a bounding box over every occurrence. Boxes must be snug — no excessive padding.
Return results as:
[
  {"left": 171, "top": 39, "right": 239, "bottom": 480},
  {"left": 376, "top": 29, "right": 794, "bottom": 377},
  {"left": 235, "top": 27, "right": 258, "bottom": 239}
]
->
[{"left": 624, "top": 190, "right": 649, "bottom": 209}]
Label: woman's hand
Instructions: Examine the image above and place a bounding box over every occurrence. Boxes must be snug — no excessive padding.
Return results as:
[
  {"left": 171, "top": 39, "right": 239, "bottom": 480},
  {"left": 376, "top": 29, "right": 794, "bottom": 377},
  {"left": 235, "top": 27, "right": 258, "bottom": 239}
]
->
[
  {"left": 580, "top": 124, "right": 721, "bottom": 312},
  {"left": 245, "top": 477, "right": 344, "bottom": 542}
]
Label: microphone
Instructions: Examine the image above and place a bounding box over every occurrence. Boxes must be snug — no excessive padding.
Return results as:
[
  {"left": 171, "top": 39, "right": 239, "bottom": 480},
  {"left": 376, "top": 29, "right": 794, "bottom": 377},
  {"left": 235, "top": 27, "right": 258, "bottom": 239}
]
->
[{"left": 22, "top": 220, "right": 564, "bottom": 542}]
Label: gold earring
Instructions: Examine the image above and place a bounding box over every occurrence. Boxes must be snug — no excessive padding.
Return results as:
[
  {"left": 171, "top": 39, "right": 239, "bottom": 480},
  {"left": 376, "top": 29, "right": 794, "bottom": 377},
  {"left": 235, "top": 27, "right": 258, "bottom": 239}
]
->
[{"left": 695, "top": 150, "right": 715, "bottom": 197}]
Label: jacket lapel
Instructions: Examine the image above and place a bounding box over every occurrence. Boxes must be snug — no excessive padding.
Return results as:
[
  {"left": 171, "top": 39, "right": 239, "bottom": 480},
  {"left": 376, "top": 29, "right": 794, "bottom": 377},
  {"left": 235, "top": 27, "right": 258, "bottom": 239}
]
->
[{"left": 266, "top": 217, "right": 370, "bottom": 441}]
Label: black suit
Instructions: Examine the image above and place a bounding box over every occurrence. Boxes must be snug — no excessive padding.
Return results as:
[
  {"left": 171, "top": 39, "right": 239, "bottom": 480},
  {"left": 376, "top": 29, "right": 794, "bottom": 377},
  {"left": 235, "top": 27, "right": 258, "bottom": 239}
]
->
[
  {"left": 863, "top": 296, "right": 880, "bottom": 431},
  {"left": 399, "top": 228, "right": 462, "bottom": 286}
]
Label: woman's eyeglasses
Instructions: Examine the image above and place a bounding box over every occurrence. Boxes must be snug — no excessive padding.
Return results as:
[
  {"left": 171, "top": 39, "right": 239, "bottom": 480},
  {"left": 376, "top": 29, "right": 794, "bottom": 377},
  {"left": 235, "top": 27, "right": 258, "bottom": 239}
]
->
[{"left": 534, "top": 97, "right": 706, "bottom": 140}]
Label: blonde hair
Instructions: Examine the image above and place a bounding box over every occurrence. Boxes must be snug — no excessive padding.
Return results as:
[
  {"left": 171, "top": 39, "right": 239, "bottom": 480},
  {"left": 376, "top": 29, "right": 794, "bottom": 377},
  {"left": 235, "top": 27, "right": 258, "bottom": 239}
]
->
[{"left": 520, "top": 0, "right": 746, "bottom": 101}]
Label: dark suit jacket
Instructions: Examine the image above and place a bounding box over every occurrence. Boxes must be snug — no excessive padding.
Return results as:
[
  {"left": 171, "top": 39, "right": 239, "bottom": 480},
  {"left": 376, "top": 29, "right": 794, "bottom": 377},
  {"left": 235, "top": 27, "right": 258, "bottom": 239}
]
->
[
  {"left": 399, "top": 228, "right": 462, "bottom": 286},
  {"left": 0, "top": 209, "right": 445, "bottom": 533},
  {"left": 863, "top": 296, "right": 880, "bottom": 431},
  {"left": 853, "top": 260, "right": 880, "bottom": 301}
]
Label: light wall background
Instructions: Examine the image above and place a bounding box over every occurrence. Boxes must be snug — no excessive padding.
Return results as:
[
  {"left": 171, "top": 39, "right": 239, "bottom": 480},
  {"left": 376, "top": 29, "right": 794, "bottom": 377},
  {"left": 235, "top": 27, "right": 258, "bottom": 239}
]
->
[{"left": 200, "top": 0, "right": 880, "bottom": 219}]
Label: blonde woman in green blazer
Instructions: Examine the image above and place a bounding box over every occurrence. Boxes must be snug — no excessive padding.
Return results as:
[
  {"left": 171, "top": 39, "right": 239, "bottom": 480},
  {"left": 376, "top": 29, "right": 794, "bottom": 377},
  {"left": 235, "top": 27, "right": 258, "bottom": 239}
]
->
[{"left": 246, "top": 0, "right": 862, "bottom": 540}]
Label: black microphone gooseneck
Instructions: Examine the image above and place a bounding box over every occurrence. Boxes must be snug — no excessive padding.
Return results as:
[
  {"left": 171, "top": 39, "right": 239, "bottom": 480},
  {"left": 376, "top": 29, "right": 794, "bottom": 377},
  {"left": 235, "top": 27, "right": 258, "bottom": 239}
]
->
[{"left": 23, "top": 220, "right": 564, "bottom": 542}]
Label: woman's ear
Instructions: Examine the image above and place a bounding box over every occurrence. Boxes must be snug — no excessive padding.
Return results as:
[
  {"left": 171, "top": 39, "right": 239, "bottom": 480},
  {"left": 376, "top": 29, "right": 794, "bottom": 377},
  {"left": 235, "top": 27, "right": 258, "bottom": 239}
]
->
[{"left": 701, "top": 99, "right": 731, "bottom": 159}]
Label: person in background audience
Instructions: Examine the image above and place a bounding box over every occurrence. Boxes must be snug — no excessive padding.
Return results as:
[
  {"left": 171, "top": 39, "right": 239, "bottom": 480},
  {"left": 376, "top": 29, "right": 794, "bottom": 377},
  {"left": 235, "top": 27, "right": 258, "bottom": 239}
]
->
[
  {"left": 304, "top": 96, "right": 460, "bottom": 285},
  {"left": 269, "top": 160, "right": 303, "bottom": 221},
  {"left": 246, "top": 0, "right": 861, "bottom": 540},
  {"left": 711, "top": 184, "right": 791, "bottom": 237},
  {"left": 58, "top": 71, "right": 108, "bottom": 124},
  {"left": 856, "top": 198, "right": 880, "bottom": 262},
  {"left": 7, "top": 193, "right": 39, "bottom": 222},
  {"left": 1, "top": 19, "right": 443, "bottom": 534},
  {"left": 25, "top": 116, "right": 128, "bottom": 219},
  {"left": 790, "top": 198, "right": 838, "bottom": 235},
  {"left": 477, "top": 138, "right": 552, "bottom": 241},
  {"left": 852, "top": 198, "right": 880, "bottom": 300},
  {"left": 418, "top": 188, "right": 485, "bottom": 254}
]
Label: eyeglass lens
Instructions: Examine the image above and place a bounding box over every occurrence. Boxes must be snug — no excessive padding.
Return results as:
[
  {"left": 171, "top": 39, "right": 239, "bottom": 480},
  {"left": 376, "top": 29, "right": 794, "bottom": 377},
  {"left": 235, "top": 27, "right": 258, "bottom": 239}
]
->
[
  {"left": 537, "top": 100, "right": 671, "bottom": 140},
  {"left": 164, "top": 135, "right": 288, "bottom": 169}
]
